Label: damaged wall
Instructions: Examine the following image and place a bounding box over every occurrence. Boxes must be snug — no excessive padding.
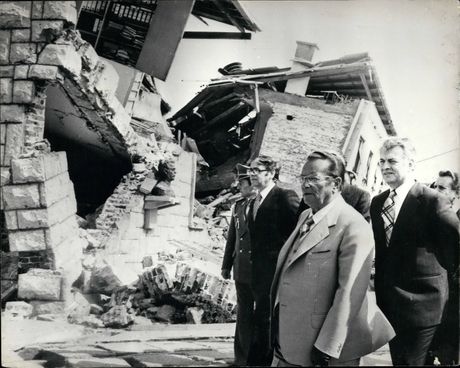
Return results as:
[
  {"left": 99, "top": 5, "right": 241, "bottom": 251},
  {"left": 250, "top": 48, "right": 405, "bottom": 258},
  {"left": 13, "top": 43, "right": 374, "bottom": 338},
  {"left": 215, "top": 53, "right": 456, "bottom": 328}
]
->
[
  {"left": 257, "top": 90, "right": 358, "bottom": 184},
  {"left": 0, "top": 1, "right": 160, "bottom": 304}
]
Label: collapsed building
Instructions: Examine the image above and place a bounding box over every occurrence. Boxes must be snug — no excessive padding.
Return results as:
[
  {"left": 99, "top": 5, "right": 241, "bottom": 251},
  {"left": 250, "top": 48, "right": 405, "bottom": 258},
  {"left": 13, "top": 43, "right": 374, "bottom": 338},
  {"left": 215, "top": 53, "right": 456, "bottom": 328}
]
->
[
  {"left": 170, "top": 41, "right": 397, "bottom": 198},
  {"left": 0, "top": 0, "right": 259, "bottom": 326}
]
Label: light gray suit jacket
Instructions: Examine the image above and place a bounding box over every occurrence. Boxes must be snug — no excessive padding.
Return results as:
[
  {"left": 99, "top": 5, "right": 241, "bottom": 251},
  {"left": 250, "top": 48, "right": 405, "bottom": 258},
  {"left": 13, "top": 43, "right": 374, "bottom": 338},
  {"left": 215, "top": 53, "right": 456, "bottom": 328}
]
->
[{"left": 270, "top": 195, "right": 395, "bottom": 365}]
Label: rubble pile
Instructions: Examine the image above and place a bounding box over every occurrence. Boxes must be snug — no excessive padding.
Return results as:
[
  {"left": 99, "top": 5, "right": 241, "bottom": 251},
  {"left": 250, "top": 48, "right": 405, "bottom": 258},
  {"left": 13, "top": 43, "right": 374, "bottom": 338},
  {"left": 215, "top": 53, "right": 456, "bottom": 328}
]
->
[
  {"left": 192, "top": 185, "right": 242, "bottom": 254},
  {"left": 6, "top": 262, "right": 237, "bottom": 330}
]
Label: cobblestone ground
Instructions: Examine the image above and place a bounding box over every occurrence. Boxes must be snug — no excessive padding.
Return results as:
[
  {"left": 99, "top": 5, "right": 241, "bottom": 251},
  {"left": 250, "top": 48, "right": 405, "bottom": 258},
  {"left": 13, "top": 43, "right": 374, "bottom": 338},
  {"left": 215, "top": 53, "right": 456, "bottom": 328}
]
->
[{"left": 2, "top": 320, "right": 392, "bottom": 367}]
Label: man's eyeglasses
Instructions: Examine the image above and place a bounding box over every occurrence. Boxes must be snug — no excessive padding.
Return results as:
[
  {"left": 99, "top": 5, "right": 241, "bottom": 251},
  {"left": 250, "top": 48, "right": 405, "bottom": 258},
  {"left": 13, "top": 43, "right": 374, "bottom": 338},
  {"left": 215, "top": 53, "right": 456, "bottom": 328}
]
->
[
  {"left": 249, "top": 168, "right": 268, "bottom": 174},
  {"left": 297, "top": 175, "right": 334, "bottom": 184}
]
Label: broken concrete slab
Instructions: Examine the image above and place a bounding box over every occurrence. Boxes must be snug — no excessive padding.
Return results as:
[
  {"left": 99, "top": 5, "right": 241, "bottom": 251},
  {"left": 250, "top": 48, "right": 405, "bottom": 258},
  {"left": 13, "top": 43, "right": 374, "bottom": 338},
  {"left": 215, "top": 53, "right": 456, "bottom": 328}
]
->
[
  {"left": 65, "top": 357, "right": 131, "bottom": 368},
  {"left": 4, "top": 300, "right": 33, "bottom": 319},
  {"left": 17, "top": 268, "right": 62, "bottom": 301},
  {"left": 2, "top": 319, "right": 86, "bottom": 351},
  {"left": 75, "top": 323, "right": 236, "bottom": 344},
  {"left": 30, "top": 301, "right": 65, "bottom": 316},
  {"left": 125, "top": 352, "right": 198, "bottom": 367},
  {"left": 95, "top": 341, "right": 167, "bottom": 355}
]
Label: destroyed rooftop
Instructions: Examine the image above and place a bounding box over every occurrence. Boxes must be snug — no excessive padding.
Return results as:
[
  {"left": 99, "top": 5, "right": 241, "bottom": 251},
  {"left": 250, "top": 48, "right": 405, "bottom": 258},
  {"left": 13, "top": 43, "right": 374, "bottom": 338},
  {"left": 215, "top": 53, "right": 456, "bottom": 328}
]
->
[{"left": 170, "top": 52, "right": 395, "bottom": 136}]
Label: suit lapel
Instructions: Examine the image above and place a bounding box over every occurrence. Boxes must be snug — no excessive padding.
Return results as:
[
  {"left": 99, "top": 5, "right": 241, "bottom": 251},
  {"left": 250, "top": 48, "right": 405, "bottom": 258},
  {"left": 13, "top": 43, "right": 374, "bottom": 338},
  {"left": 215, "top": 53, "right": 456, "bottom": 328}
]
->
[
  {"left": 286, "top": 216, "right": 330, "bottom": 268},
  {"left": 254, "top": 185, "right": 276, "bottom": 221},
  {"left": 389, "top": 183, "right": 419, "bottom": 246},
  {"left": 271, "top": 209, "right": 311, "bottom": 300}
]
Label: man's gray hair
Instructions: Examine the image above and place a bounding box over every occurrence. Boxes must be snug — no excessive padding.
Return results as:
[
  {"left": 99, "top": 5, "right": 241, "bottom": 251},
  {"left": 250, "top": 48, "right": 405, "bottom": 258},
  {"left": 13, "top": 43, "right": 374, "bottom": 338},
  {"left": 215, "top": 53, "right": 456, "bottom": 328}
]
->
[{"left": 380, "top": 137, "right": 416, "bottom": 161}]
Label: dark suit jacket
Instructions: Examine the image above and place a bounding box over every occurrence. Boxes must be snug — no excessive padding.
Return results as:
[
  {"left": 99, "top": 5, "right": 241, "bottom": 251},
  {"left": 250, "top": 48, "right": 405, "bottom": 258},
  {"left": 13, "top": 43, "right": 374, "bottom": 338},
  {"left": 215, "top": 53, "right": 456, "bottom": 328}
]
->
[
  {"left": 296, "top": 184, "right": 371, "bottom": 222},
  {"left": 222, "top": 198, "right": 252, "bottom": 284},
  {"left": 370, "top": 182, "right": 460, "bottom": 329},
  {"left": 248, "top": 185, "right": 299, "bottom": 293}
]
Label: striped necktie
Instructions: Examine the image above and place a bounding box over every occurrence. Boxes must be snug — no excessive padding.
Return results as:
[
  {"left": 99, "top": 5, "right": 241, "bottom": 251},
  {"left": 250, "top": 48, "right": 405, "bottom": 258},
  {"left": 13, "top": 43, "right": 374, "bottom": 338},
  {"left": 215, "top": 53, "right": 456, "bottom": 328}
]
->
[
  {"left": 253, "top": 193, "right": 262, "bottom": 220},
  {"left": 381, "top": 190, "right": 396, "bottom": 246}
]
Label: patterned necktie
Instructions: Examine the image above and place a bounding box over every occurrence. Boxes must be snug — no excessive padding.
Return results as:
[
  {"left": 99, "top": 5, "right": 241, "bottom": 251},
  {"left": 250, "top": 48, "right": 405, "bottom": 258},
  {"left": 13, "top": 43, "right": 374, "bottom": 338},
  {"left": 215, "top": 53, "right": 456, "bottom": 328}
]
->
[
  {"left": 299, "top": 215, "right": 315, "bottom": 238},
  {"left": 381, "top": 190, "right": 396, "bottom": 246},
  {"left": 253, "top": 193, "right": 262, "bottom": 220}
]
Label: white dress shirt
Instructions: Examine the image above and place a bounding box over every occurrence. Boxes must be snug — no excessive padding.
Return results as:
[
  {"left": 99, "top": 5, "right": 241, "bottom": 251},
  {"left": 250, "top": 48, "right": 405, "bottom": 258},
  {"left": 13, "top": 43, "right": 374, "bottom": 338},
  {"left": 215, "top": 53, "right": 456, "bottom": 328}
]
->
[
  {"left": 258, "top": 180, "right": 276, "bottom": 206},
  {"left": 392, "top": 178, "right": 416, "bottom": 221}
]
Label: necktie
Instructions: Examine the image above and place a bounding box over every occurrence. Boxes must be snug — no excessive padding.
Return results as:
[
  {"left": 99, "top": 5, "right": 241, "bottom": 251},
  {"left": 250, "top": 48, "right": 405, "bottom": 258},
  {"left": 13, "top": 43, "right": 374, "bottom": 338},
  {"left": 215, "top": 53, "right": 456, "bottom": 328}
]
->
[
  {"left": 253, "top": 194, "right": 262, "bottom": 220},
  {"left": 299, "top": 215, "right": 315, "bottom": 237},
  {"left": 381, "top": 190, "right": 396, "bottom": 246}
]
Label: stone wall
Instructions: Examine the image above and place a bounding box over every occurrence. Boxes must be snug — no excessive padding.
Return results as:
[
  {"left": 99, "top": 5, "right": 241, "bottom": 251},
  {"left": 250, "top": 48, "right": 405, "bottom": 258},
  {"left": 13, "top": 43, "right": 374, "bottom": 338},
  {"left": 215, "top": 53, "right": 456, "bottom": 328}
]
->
[
  {"left": 0, "top": 1, "right": 160, "bottom": 303},
  {"left": 259, "top": 96, "right": 358, "bottom": 184}
]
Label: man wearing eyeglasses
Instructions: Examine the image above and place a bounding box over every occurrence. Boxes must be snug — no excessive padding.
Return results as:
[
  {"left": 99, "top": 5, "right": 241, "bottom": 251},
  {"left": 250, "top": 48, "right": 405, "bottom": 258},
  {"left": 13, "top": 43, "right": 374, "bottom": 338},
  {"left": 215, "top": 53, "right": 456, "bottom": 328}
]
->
[
  {"left": 370, "top": 138, "right": 460, "bottom": 366},
  {"left": 246, "top": 155, "right": 299, "bottom": 366},
  {"left": 270, "top": 150, "right": 394, "bottom": 367}
]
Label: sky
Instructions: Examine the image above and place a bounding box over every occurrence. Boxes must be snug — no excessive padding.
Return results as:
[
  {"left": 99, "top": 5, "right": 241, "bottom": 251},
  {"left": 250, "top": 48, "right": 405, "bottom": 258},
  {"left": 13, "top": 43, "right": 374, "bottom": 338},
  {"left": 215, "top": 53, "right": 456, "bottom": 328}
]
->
[{"left": 156, "top": 0, "right": 459, "bottom": 183}]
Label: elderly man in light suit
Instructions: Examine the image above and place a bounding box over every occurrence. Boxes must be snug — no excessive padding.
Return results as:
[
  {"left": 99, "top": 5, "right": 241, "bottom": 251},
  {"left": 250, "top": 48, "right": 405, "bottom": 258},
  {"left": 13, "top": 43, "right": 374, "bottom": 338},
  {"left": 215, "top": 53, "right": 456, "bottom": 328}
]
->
[{"left": 270, "top": 150, "right": 395, "bottom": 366}]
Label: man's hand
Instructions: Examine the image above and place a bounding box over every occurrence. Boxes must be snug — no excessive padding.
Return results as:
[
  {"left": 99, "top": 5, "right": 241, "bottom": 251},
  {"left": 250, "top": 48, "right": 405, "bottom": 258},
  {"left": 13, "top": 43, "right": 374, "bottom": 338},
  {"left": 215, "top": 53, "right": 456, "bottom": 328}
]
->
[
  {"left": 221, "top": 269, "right": 231, "bottom": 280},
  {"left": 311, "top": 346, "right": 331, "bottom": 366}
]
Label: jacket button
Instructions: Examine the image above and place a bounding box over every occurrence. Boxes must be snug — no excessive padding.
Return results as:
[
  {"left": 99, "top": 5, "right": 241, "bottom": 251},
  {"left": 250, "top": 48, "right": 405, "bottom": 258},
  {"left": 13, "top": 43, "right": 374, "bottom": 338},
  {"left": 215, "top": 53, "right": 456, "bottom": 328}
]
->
[
  {"left": 239, "top": 250, "right": 243, "bottom": 253},
  {"left": 240, "top": 237, "right": 243, "bottom": 241}
]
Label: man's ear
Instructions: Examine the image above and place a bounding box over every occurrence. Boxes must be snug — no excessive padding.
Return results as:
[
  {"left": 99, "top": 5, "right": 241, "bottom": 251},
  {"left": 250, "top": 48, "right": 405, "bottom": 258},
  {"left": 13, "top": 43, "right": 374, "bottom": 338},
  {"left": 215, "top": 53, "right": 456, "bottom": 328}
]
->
[{"left": 333, "top": 177, "right": 343, "bottom": 191}]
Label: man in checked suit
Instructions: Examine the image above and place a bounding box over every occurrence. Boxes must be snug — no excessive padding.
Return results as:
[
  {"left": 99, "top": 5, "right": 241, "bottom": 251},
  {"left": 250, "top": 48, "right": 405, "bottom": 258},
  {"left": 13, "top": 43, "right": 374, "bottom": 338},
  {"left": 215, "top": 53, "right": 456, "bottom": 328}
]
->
[
  {"left": 247, "top": 155, "right": 299, "bottom": 366},
  {"left": 370, "top": 137, "right": 460, "bottom": 366},
  {"left": 271, "top": 150, "right": 394, "bottom": 366},
  {"left": 221, "top": 166, "right": 256, "bottom": 366}
]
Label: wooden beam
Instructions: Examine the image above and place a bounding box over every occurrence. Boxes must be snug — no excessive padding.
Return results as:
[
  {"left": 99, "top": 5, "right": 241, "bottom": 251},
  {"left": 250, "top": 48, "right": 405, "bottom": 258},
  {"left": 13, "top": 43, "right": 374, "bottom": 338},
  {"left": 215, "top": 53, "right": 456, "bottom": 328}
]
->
[
  {"left": 195, "top": 101, "right": 246, "bottom": 135},
  {"left": 183, "top": 31, "right": 251, "bottom": 39},
  {"left": 136, "top": 0, "right": 195, "bottom": 81},
  {"left": 211, "top": 0, "right": 245, "bottom": 32},
  {"left": 359, "top": 73, "right": 374, "bottom": 102}
]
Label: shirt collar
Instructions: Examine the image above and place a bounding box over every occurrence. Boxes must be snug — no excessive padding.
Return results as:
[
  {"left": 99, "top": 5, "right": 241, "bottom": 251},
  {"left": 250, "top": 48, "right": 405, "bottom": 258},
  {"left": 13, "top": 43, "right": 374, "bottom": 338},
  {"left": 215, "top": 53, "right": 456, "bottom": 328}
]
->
[
  {"left": 393, "top": 177, "right": 415, "bottom": 201},
  {"left": 259, "top": 181, "right": 276, "bottom": 201},
  {"left": 311, "top": 193, "right": 341, "bottom": 225}
]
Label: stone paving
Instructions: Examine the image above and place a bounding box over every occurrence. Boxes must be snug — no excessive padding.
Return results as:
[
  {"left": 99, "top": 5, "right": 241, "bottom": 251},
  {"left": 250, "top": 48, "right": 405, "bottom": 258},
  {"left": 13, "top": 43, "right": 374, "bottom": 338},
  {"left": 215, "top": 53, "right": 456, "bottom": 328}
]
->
[{"left": 2, "top": 319, "right": 392, "bottom": 367}]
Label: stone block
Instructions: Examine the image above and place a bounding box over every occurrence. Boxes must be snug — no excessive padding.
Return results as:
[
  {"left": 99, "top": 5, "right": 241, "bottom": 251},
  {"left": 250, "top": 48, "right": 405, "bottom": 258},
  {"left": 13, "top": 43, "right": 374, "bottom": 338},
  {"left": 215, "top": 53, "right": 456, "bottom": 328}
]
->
[
  {"left": 45, "top": 215, "right": 78, "bottom": 248},
  {"left": 4, "top": 123, "right": 24, "bottom": 165},
  {"left": 16, "top": 208, "right": 48, "bottom": 229},
  {"left": 0, "top": 166, "right": 11, "bottom": 185},
  {"left": 31, "top": 1, "right": 43, "bottom": 19},
  {"left": 38, "top": 44, "right": 81, "bottom": 77},
  {"left": 51, "top": 236, "right": 84, "bottom": 270},
  {"left": 2, "top": 183, "right": 41, "bottom": 209},
  {"left": 28, "top": 64, "right": 58, "bottom": 80},
  {"left": 48, "top": 196, "right": 77, "bottom": 225},
  {"left": 43, "top": 1, "right": 77, "bottom": 24},
  {"left": 0, "top": 77, "right": 12, "bottom": 103},
  {"left": 0, "top": 124, "right": 5, "bottom": 144},
  {"left": 9, "top": 229, "right": 46, "bottom": 251},
  {"left": 18, "top": 268, "right": 62, "bottom": 301},
  {"left": 11, "top": 28, "right": 30, "bottom": 42},
  {"left": 31, "top": 20, "right": 64, "bottom": 42},
  {"left": 30, "top": 300, "right": 65, "bottom": 316},
  {"left": 101, "top": 305, "right": 134, "bottom": 328},
  {"left": 43, "top": 151, "right": 68, "bottom": 179},
  {"left": 14, "top": 65, "right": 29, "bottom": 79},
  {"left": 0, "top": 104, "right": 25, "bottom": 123},
  {"left": 4, "top": 301, "right": 33, "bottom": 319},
  {"left": 0, "top": 31, "right": 10, "bottom": 65},
  {"left": 0, "top": 2, "right": 31, "bottom": 28},
  {"left": 0, "top": 65, "right": 14, "bottom": 77},
  {"left": 11, "top": 155, "right": 45, "bottom": 183},
  {"left": 13, "top": 80, "right": 35, "bottom": 103},
  {"left": 0, "top": 144, "right": 4, "bottom": 166},
  {"left": 39, "top": 173, "right": 73, "bottom": 206},
  {"left": 9, "top": 43, "right": 37, "bottom": 64},
  {"left": 4, "top": 209, "right": 18, "bottom": 230}
]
